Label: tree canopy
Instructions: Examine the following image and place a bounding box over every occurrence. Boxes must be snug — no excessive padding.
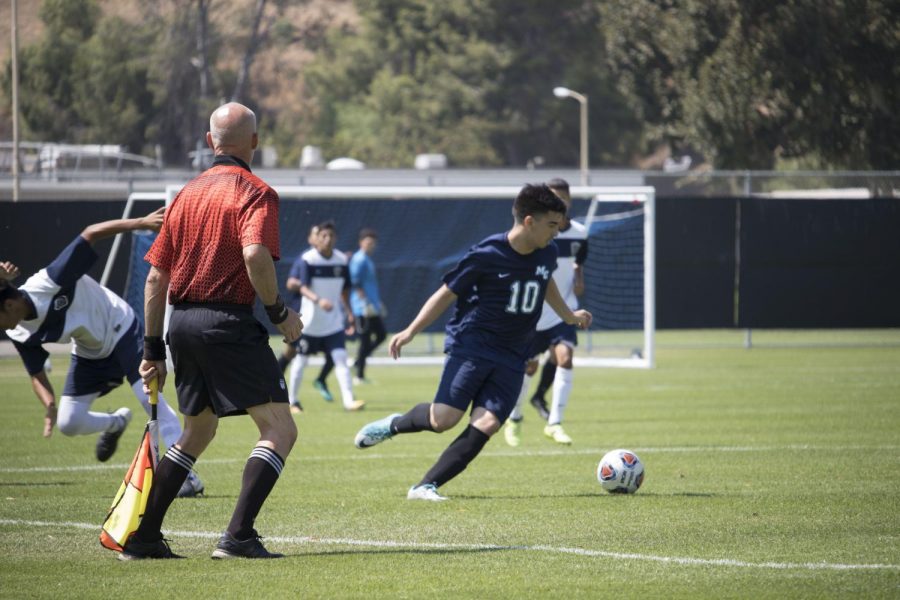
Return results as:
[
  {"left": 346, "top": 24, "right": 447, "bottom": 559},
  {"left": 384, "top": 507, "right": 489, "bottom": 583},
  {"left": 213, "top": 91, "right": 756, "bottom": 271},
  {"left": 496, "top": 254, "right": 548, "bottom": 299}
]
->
[{"left": 3, "top": 0, "right": 896, "bottom": 170}]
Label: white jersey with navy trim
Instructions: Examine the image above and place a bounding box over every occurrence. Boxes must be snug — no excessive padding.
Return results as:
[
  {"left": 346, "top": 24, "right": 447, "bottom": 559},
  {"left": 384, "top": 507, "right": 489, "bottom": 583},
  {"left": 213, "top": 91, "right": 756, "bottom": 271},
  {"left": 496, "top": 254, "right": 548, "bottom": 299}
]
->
[
  {"left": 536, "top": 219, "right": 589, "bottom": 332},
  {"left": 5, "top": 236, "right": 135, "bottom": 374},
  {"left": 291, "top": 247, "right": 351, "bottom": 337}
]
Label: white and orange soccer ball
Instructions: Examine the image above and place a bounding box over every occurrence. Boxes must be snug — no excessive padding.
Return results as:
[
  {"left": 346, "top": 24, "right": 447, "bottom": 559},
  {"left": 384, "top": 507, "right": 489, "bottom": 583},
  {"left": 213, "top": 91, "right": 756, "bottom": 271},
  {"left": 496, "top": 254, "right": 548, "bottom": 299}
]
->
[{"left": 597, "top": 449, "right": 644, "bottom": 494}]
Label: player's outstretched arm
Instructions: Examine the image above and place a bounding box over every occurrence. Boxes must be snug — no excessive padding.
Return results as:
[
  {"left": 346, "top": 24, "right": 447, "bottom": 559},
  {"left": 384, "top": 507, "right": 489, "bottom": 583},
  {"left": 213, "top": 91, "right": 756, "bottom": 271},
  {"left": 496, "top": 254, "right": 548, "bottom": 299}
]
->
[
  {"left": 545, "top": 279, "right": 592, "bottom": 329},
  {"left": 29, "top": 371, "right": 57, "bottom": 438},
  {"left": 81, "top": 206, "right": 166, "bottom": 245},
  {"left": 389, "top": 284, "right": 457, "bottom": 359}
]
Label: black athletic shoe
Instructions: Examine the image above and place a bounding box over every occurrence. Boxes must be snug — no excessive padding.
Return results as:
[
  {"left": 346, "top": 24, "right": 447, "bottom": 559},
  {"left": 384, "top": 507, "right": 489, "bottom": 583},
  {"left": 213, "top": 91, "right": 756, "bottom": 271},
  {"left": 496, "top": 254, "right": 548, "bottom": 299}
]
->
[
  {"left": 119, "top": 536, "right": 184, "bottom": 561},
  {"left": 211, "top": 531, "right": 284, "bottom": 559},
  {"left": 530, "top": 396, "right": 550, "bottom": 421},
  {"left": 96, "top": 408, "right": 132, "bottom": 462}
]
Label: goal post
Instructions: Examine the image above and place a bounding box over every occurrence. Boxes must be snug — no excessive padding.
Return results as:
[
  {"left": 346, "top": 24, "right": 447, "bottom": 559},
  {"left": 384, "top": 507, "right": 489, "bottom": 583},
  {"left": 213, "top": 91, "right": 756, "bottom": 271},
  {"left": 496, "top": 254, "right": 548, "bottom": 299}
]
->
[{"left": 580, "top": 189, "right": 655, "bottom": 368}]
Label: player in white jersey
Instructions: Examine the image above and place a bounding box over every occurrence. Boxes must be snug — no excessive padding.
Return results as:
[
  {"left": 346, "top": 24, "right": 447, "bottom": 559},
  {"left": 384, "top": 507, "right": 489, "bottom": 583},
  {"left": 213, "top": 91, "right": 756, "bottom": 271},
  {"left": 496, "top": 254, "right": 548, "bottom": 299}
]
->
[
  {"left": 505, "top": 178, "right": 588, "bottom": 446},
  {"left": 0, "top": 211, "right": 204, "bottom": 496},
  {"left": 285, "top": 221, "right": 364, "bottom": 412}
]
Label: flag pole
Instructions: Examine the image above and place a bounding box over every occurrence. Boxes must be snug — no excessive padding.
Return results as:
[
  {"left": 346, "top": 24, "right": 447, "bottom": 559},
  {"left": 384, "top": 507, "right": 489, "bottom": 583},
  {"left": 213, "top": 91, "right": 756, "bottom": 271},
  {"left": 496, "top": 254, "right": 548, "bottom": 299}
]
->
[{"left": 148, "top": 377, "right": 159, "bottom": 465}]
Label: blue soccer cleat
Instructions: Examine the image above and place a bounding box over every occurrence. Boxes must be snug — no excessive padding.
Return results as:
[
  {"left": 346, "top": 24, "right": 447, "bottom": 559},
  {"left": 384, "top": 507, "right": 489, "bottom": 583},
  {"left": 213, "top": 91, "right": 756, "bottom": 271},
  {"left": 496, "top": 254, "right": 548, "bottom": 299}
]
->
[{"left": 354, "top": 413, "right": 401, "bottom": 448}]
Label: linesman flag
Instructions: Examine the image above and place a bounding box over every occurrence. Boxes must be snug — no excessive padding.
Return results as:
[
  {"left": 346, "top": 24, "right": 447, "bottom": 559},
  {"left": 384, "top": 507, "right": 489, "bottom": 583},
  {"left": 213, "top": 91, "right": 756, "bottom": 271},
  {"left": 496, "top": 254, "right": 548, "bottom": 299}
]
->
[{"left": 100, "top": 378, "right": 160, "bottom": 552}]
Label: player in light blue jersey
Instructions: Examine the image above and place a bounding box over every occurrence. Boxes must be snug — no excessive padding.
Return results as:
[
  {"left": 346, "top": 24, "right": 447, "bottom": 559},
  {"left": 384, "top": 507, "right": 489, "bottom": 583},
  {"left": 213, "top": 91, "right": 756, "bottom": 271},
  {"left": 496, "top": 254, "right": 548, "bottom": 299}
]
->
[
  {"left": 0, "top": 212, "right": 204, "bottom": 496},
  {"left": 349, "top": 227, "right": 386, "bottom": 384},
  {"left": 354, "top": 184, "right": 592, "bottom": 501}
]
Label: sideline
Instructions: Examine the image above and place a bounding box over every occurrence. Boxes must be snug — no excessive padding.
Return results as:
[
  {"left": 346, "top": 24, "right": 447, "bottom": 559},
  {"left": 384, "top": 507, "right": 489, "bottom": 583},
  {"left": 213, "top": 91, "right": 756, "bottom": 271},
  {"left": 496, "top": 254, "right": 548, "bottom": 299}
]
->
[{"left": 0, "top": 518, "right": 896, "bottom": 572}]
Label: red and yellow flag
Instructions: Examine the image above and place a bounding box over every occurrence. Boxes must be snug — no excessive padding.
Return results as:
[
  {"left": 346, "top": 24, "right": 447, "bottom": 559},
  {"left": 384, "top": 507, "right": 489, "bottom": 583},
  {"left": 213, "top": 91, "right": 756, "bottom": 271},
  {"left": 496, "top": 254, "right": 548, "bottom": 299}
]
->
[
  {"left": 99, "top": 423, "right": 157, "bottom": 552},
  {"left": 100, "top": 378, "right": 159, "bottom": 552}
]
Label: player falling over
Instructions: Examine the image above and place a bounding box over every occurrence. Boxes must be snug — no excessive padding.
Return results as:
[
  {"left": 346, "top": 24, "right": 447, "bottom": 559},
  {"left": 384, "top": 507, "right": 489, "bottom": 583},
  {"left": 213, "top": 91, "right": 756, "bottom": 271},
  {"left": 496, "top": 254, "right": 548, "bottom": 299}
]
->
[
  {"left": 354, "top": 184, "right": 592, "bottom": 501},
  {"left": 0, "top": 212, "right": 204, "bottom": 497}
]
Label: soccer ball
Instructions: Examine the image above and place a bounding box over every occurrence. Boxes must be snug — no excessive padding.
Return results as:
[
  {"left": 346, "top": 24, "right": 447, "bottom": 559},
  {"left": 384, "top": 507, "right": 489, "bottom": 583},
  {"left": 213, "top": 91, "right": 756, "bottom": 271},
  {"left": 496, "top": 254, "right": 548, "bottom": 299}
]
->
[{"left": 597, "top": 449, "right": 644, "bottom": 494}]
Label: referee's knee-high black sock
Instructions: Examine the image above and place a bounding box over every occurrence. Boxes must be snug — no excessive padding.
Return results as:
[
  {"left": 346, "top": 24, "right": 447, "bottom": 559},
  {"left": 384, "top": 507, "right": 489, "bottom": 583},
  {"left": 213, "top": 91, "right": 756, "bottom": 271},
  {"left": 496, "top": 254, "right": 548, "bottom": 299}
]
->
[
  {"left": 227, "top": 445, "right": 285, "bottom": 540},
  {"left": 390, "top": 403, "right": 434, "bottom": 434},
  {"left": 419, "top": 425, "right": 490, "bottom": 488},
  {"left": 534, "top": 360, "right": 557, "bottom": 400},
  {"left": 135, "top": 446, "right": 195, "bottom": 541}
]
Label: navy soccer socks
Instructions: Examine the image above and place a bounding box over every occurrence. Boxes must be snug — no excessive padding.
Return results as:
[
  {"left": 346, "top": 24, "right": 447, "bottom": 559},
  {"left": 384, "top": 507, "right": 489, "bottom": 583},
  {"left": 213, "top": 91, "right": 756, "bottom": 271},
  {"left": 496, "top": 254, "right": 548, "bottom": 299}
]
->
[{"left": 419, "top": 425, "right": 490, "bottom": 488}]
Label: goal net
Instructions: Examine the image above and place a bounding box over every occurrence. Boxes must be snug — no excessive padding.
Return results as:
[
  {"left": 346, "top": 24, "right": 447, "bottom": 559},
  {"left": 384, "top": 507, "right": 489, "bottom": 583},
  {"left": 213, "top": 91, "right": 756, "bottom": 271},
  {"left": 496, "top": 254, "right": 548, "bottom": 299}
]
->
[{"left": 113, "top": 185, "right": 654, "bottom": 369}]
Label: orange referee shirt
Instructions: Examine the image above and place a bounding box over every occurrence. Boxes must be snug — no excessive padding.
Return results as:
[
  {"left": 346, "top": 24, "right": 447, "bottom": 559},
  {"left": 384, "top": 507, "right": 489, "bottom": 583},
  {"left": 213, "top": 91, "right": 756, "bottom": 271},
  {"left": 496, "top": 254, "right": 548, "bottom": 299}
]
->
[{"left": 145, "top": 155, "right": 280, "bottom": 306}]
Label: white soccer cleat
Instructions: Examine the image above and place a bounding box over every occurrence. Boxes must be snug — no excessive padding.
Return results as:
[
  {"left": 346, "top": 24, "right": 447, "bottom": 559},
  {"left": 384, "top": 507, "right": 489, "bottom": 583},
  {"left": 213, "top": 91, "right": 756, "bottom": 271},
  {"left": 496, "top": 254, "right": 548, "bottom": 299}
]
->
[
  {"left": 543, "top": 424, "right": 573, "bottom": 445},
  {"left": 344, "top": 399, "right": 367, "bottom": 412},
  {"left": 354, "top": 413, "right": 401, "bottom": 448},
  {"left": 504, "top": 420, "right": 522, "bottom": 447},
  {"left": 407, "top": 484, "right": 447, "bottom": 501}
]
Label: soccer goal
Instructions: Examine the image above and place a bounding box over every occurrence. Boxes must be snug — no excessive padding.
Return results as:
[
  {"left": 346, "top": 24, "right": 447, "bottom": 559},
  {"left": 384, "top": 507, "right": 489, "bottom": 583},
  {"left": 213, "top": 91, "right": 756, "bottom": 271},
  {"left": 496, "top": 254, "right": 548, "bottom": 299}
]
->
[
  {"left": 579, "top": 189, "right": 655, "bottom": 368},
  {"left": 269, "top": 185, "right": 656, "bottom": 369},
  {"left": 111, "top": 185, "right": 655, "bottom": 369}
]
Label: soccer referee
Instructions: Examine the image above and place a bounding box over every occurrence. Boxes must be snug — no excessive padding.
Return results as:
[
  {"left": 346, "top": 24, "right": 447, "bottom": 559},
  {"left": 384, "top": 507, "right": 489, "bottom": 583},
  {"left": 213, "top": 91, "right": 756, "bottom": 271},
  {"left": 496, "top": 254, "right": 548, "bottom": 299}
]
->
[{"left": 120, "top": 102, "right": 303, "bottom": 560}]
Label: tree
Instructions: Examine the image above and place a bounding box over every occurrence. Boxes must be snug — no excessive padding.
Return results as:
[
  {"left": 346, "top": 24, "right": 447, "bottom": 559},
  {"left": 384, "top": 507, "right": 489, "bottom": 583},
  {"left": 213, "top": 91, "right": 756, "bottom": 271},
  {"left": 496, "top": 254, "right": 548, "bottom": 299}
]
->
[
  {"left": 305, "top": 0, "right": 640, "bottom": 167},
  {"left": 70, "top": 17, "right": 156, "bottom": 152},
  {"left": 599, "top": 0, "right": 900, "bottom": 169},
  {"left": 13, "top": 0, "right": 101, "bottom": 141}
]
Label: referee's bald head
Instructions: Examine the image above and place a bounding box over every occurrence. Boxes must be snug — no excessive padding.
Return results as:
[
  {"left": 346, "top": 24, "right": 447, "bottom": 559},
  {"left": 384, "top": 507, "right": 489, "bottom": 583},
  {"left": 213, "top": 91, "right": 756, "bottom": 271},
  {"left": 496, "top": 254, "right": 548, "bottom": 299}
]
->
[{"left": 208, "top": 103, "right": 258, "bottom": 156}]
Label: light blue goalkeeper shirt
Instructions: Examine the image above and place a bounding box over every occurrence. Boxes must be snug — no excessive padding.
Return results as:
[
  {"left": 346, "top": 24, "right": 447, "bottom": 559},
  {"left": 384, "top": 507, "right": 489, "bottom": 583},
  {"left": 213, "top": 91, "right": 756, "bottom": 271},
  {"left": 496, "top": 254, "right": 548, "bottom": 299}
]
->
[{"left": 349, "top": 250, "right": 382, "bottom": 317}]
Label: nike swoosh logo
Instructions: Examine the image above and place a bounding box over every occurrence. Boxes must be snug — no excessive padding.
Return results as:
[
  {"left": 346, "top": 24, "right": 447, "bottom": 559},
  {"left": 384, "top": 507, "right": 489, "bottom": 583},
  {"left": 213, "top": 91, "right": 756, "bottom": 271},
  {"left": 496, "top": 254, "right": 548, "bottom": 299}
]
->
[{"left": 498, "top": 273, "right": 510, "bottom": 278}]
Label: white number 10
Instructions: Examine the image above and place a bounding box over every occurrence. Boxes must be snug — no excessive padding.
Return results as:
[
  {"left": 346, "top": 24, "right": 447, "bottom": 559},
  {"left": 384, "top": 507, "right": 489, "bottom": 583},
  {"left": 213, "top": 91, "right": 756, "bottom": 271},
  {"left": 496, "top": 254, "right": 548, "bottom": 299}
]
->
[{"left": 505, "top": 280, "right": 540, "bottom": 314}]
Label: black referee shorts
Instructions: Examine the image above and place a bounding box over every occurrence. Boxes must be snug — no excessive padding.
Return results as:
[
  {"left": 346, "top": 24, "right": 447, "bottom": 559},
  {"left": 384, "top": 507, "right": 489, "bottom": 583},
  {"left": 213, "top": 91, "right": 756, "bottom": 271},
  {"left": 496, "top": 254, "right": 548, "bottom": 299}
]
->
[{"left": 168, "top": 304, "right": 288, "bottom": 417}]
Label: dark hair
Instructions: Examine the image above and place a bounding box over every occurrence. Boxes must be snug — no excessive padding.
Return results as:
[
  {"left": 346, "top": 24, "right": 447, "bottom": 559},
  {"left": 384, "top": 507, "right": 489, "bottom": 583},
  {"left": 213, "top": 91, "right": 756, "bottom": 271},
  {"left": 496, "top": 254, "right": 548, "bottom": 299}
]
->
[
  {"left": 0, "top": 279, "right": 22, "bottom": 307},
  {"left": 317, "top": 220, "right": 337, "bottom": 233},
  {"left": 513, "top": 184, "right": 567, "bottom": 222},
  {"left": 359, "top": 227, "right": 378, "bottom": 241},
  {"left": 546, "top": 178, "right": 570, "bottom": 195}
]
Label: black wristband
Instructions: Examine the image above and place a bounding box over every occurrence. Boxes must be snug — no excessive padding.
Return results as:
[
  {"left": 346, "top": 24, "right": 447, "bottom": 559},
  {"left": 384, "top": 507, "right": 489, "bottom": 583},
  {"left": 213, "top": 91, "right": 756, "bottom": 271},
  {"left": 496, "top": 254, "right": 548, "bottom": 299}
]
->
[
  {"left": 143, "top": 336, "right": 166, "bottom": 361},
  {"left": 265, "top": 296, "right": 289, "bottom": 325}
]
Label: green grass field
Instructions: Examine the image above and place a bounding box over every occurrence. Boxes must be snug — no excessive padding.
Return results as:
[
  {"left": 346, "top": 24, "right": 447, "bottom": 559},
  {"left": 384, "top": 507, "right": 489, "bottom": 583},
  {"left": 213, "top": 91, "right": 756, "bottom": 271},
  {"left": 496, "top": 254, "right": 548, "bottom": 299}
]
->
[{"left": 1, "top": 330, "right": 899, "bottom": 599}]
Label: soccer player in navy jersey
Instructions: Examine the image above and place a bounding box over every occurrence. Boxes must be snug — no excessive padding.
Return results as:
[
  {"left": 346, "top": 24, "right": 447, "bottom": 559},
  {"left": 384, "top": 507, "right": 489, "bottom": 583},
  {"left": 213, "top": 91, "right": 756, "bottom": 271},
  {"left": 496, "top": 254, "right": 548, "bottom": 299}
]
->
[
  {"left": 354, "top": 184, "right": 592, "bottom": 501},
  {"left": 0, "top": 212, "right": 203, "bottom": 495}
]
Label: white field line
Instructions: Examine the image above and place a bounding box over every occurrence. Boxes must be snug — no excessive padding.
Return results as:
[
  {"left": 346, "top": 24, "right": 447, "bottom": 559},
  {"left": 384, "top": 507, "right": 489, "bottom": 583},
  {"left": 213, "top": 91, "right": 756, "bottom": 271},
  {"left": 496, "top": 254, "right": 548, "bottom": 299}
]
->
[
  {"left": 0, "top": 518, "right": 895, "bottom": 572},
  {"left": 2, "top": 444, "right": 898, "bottom": 474}
]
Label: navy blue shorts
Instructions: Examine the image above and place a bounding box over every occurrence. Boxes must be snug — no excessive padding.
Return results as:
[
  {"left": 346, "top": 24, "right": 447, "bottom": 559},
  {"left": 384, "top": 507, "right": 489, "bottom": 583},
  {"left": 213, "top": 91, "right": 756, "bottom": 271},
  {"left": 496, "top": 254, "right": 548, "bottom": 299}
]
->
[
  {"left": 432, "top": 354, "right": 524, "bottom": 424},
  {"left": 294, "top": 331, "right": 345, "bottom": 356},
  {"left": 63, "top": 317, "right": 141, "bottom": 397},
  {"left": 168, "top": 304, "right": 288, "bottom": 418},
  {"left": 530, "top": 321, "right": 578, "bottom": 357}
]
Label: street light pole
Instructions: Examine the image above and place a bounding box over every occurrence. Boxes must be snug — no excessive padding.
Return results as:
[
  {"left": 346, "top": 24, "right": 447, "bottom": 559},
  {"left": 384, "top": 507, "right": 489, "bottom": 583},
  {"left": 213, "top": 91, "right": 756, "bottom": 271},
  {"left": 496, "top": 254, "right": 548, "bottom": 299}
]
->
[
  {"left": 11, "top": 0, "right": 20, "bottom": 202},
  {"left": 553, "top": 86, "right": 588, "bottom": 186}
]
